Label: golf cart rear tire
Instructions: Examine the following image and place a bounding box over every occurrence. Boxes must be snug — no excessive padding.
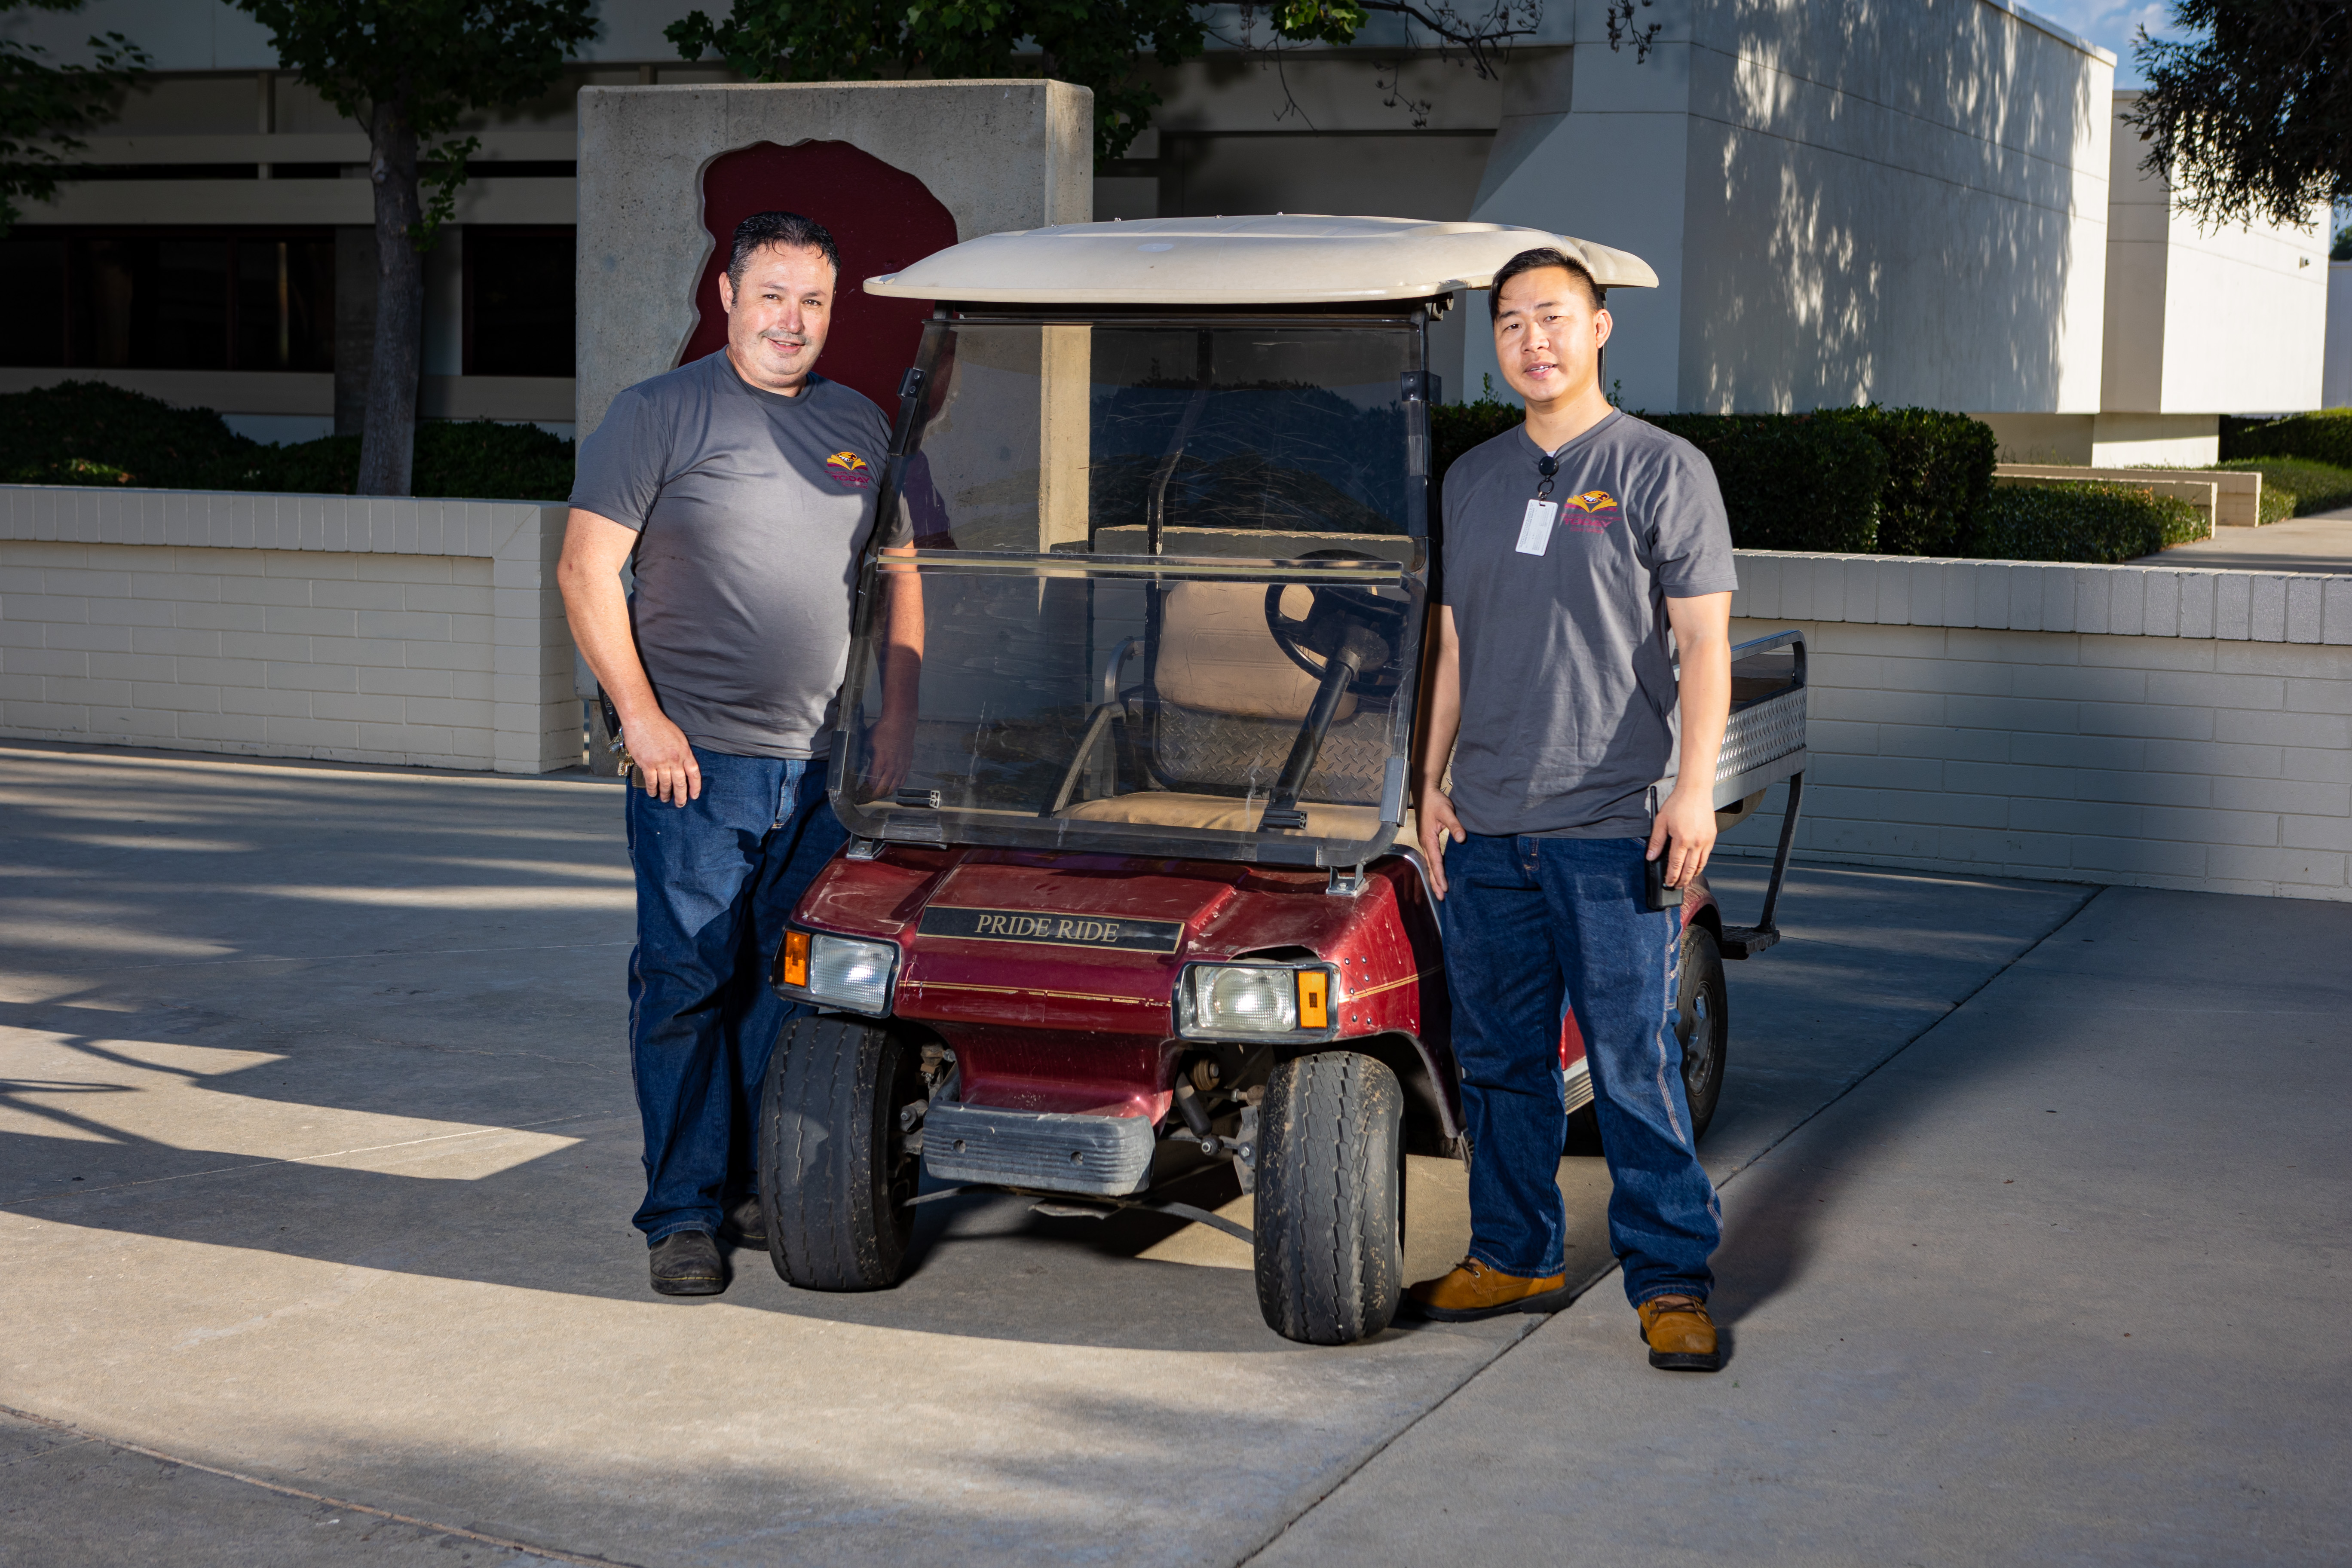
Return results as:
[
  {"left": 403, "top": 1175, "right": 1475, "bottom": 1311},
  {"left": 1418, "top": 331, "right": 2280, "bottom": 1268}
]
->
[
  {"left": 1253, "top": 1051, "right": 1406, "bottom": 1345},
  {"left": 759, "top": 1014, "right": 920, "bottom": 1292},
  {"left": 1678, "top": 925, "right": 1729, "bottom": 1142}
]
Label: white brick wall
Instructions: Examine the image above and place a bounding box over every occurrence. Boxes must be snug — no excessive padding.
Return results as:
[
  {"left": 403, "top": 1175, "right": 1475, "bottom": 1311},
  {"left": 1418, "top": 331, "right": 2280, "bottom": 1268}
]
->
[
  {"left": 1722, "top": 552, "right": 2352, "bottom": 901},
  {"left": 0, "top": 487, "right": 575, "bottom": 773}
]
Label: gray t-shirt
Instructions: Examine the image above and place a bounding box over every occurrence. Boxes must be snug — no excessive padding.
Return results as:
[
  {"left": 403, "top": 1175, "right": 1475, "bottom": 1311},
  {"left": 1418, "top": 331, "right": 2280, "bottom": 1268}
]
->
[
  {"left": 1440, "top": 410, "right": 1738, "bottom": 838},
  {"left": 570, "top": 352, "right": 901, "bottom": 760}
]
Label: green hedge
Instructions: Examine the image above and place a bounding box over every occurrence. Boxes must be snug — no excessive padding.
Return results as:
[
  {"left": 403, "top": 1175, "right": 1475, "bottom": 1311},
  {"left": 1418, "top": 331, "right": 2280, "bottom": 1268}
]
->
[
  {"left": 2214, "top": 456, "right": 2352, "bottom": 522},
  {"left": 2220, "top": 409, "right": 2352, "bottom": 470},
  {"left": 1645, "top": 412, "right": 1885, "bottom": 553},
  {"left": 1817, "top": 405, "right": 1996, "bottom": 555},
  {"left": 1433, "top": 396, "right": 2003, "bottom": 556},
  {"left": 1966, "top": 481, "right": 2206, "bottom": 564},
  {"left": 0, "top": 380, "right": 573, "bottom": 500}
]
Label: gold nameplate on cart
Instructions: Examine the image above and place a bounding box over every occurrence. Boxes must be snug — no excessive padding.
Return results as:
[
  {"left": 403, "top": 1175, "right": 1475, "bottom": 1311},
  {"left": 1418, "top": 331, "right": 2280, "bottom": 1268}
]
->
[{"left": 918, "top": 906, "right": 1185, "bottom": 953}]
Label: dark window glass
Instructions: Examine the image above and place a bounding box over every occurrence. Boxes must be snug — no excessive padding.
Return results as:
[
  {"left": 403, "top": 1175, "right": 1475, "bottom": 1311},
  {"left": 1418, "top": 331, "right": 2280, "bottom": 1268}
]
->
[
  {"left": 233, "top": 237, "right": 334, "bottom": 371},
  {"left": 466, "top": 228, "right": 573, "bottom": 377},
  {"left": 0, "top": 229, "right": 333, "bottom": 371},
  {"left": 0, "top": 239, "right": 65, "bottom": 365},
  {"left": 70, "top": 238, "right": 233, "bottom": 369}
]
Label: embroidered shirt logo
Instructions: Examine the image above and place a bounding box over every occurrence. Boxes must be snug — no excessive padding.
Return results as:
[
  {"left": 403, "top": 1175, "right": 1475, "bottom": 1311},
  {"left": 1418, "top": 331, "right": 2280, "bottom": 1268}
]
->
[
  {"left": 825, "top": 450, "right": 873, "bottom": 487},
  {"left": 1562, "top": 489, "right": 1619, "bottom": 531}
]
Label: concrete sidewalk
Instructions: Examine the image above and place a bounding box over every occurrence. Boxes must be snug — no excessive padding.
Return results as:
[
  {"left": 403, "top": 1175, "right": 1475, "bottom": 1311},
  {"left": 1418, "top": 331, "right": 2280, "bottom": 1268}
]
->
[
  {"left": 1253, "top": 885, "right": 2352, "bottom": 1566},
  {"left": 0, "top": 741, "right": 2340, "bottom": 1564},
  {"left": 2132, "top": 510, "right": 2352, "bottom": 573}
]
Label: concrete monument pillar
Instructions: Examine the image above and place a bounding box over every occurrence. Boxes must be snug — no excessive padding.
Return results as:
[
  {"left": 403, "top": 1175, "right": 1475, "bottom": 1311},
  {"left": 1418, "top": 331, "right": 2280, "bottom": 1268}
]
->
[{"left": 574, "top": 79, "right": 1094, "bottom": 439}]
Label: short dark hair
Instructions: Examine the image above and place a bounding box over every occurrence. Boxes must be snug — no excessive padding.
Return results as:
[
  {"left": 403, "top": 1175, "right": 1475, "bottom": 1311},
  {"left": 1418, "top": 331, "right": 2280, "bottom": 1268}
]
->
[
  {"left": 727, "top": 211, "right": 840, "bottom": 286},
  {"left": 1488, "top": 247, "right": 1604, "bottom": 319}
]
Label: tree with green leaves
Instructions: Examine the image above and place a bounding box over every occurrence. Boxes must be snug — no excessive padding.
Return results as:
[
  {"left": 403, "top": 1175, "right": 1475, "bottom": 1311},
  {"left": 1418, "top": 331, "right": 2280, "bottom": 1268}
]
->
[
  {"left": 0, "top": 0, "right": 147, "bottom": 236},
  {"left": 2128, "top": 1, "right": 2350, "bottom": 231},
  {"left": 232, "top": 1, "right": 596, "bottom": 496},
  {"left": 666, "top": 0, "right": 1546, "bottom": 159}
]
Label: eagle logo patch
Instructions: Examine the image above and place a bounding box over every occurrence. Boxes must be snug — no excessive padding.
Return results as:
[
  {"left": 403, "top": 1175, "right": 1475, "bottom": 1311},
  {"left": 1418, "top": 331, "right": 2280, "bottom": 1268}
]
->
[
  {"left": 825, "top": 450, "right": 873, "bottom": 487},
  {"left": 1562, "top": 490, "right": 1619, "bottom": 531}
]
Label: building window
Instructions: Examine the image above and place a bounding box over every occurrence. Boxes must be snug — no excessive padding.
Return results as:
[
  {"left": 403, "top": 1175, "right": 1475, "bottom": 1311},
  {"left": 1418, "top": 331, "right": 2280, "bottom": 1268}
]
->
[
  {"left": 464, "top": 227, "right": 573, "bottom": 378},
  {"left": 0, "top": 228, "right": 333, "bottom": 372}
]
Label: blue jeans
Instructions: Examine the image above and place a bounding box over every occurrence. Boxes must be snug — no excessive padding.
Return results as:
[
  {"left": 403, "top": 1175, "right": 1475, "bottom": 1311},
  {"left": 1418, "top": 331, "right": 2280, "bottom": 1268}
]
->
[
  {"left": 625, "top": 750, "right": 845, "bottom": 1243},
  {"left": 1437, "top": 833, "right": 1721, "bottom": 1306}
]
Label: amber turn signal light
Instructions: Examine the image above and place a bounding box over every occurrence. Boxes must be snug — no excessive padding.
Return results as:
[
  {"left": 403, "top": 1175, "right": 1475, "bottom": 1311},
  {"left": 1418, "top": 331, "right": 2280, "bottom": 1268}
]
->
[
  {"left": 782, "top": 929, "right": 810, "bottom": 989},
  {"left": 1296, "top": 969, "right": 1329, "bottom": 1029}
]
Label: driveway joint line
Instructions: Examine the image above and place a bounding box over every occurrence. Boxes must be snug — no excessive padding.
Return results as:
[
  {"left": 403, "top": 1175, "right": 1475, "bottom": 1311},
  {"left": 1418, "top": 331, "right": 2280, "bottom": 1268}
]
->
[{"left": 0, "top": 1402, "right": 641, "bottom": 1566}]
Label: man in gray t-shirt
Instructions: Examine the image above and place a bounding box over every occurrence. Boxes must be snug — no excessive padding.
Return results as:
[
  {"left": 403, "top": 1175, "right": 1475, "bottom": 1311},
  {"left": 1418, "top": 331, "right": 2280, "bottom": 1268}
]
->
[
  {"left": 558, "top": 211, "right": 922, "bottom": 1298},
  {"left": 1439, "top": 408, "right": 1736, "bottom": 837},
  {"left": 1405, "top": 248, "right": 1738, "bottom": 1375}
]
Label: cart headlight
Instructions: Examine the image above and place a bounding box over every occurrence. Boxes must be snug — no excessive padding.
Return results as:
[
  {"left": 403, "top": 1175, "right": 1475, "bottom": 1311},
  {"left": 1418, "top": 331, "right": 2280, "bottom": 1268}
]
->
[
  {"left": 1180, "top": 963, "right": 1334, "bottom": 1039},
  {"left": 798, "top": 931, "right": 898, "bottom": 1015}
]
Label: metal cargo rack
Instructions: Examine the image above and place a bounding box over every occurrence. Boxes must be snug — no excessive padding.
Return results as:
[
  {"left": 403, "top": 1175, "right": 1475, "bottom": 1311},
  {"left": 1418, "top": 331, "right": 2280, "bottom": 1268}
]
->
[{"left": 1707, "top": 628, "right": 1807, "bottom": 959}]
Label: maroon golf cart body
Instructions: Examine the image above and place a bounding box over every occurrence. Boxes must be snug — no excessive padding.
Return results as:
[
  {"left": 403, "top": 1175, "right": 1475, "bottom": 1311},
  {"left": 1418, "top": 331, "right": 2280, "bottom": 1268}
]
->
[{"left": 753, "top": 217, "right": 1807, "bottom": 1344}]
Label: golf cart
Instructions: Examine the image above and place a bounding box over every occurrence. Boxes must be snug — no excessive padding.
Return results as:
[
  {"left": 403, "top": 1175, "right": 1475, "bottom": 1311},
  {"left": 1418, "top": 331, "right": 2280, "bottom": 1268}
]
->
[{"left": 759, "top": 216, "right": 1808, "bottom": 1344}]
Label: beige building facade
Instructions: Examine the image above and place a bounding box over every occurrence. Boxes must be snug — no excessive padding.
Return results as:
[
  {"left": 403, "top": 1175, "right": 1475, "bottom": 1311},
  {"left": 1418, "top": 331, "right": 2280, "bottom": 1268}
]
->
[{"left": 0, "top": 0, "right": 2326, "bottom": 445}]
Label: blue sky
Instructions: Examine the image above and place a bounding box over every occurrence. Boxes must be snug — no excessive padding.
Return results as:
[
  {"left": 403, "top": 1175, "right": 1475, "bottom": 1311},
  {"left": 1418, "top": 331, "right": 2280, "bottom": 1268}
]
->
[{"left": 2029, "top": 0, "right": 2185, "bottom": 87}]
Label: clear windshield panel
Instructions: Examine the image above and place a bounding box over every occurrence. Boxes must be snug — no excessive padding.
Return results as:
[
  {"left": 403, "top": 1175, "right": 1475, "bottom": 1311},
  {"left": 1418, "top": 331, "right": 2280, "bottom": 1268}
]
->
[
  {"left": 834, "top": 555, "right": 1425, "bottom": 868},
  {"left": 900, "top": 322, "right": 1426, "bottom": 555}
]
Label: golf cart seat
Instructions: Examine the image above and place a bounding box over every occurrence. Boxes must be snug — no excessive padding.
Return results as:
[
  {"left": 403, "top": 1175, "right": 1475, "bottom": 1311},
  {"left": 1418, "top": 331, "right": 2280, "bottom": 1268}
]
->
[{"left": 1056, "top": 574, "right": 1398, "bottom": 833}]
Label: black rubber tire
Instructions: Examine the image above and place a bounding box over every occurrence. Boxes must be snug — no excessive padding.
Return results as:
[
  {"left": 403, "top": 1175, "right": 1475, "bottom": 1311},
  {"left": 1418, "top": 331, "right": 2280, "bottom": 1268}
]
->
[
  {"left": 1253, "top": 1051, "right": 1406, "bottom": 1345},
  {"left": 1677, "top": 925, "right": 1729, "bottom": 1142},
  {"left": 758, "top": 1014, "right": 924, "bottom": 1291}
]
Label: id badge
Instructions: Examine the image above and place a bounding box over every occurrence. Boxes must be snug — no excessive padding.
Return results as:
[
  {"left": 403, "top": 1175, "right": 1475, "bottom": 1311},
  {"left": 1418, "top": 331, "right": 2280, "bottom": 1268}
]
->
[{"left": 1515, "top": 499, "right": 1558, "bottom": 555}]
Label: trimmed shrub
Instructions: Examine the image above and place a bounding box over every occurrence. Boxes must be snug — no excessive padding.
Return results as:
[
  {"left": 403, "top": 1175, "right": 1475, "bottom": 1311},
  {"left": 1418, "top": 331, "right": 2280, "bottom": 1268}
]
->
[
  {"left": 2213, "top": 456, "right": 2352, "bottom": 522},
  {"left": 0, "top": 380, "right": 250, "bottom": 487},
  {"left": 1645, "top": 413, "right": 1885, "bottom": 553},
  {"left": 1430, "top": 392, "right": 1524, "bottom": 502},
  {"left": 1966, "top": 481, "right": 2205, "bottom": 564},
  {"left": 201, "top": 420, "right": 576, "bottom": 501},
  {"left": 0, "top": 380, "right": 572, "bottom": 500},
  {"left": 1817, "top": 405, "right": 1996, "bottom": 555},
  {"left": 2220, "top": 409, "right": 2352, "bottom": 469}
]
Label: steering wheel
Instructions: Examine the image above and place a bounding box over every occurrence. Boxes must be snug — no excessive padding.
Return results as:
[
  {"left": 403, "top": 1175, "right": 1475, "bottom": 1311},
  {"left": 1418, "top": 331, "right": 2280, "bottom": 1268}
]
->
[{"left": 1263, "top": 551, "right": 1409, "bottom": 698}]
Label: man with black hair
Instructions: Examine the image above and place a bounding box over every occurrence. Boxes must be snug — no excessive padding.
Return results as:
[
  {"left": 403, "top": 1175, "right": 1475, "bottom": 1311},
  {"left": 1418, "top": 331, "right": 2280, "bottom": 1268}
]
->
[
  {"left": 559, "top": 211, "right": 922, "bottom": 1297},
  {"left": 1407, "top": 247, "right": 1737, "bottom": 1371}
]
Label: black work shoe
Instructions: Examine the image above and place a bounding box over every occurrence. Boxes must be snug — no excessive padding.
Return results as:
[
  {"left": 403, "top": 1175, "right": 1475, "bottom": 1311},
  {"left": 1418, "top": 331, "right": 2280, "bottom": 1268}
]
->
[
  {"left": 718, "top": 1195, "right": 767, "bottom": 1251},
  {"left": 649, "top": 1230, "right": 726, "bottom": 1296}
]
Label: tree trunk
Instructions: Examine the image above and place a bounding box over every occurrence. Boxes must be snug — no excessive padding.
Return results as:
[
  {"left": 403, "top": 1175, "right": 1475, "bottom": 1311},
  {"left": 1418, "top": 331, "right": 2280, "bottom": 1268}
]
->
[{"left": 360, "top": 98, "right": 423, "bottom": 497}]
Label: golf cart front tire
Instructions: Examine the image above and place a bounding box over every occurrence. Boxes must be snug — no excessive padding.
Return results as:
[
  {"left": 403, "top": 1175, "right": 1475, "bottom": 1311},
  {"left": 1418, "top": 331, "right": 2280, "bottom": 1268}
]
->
[
  {"left": 1253, "top": 1050, "right": 1406, "bottom": 1345},
  {"left": 758, "top": 1014, "right": 921, "bottom": 1292}
]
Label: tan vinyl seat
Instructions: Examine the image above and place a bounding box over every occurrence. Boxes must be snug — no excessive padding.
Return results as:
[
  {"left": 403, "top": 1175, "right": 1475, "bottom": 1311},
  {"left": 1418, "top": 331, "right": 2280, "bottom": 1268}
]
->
[
  {"left": 1150, "top": 581, "right": 1353, "bottom": 722},
  {"left": 1051, "top": 567, "right": 1408, "bottom": 841}
]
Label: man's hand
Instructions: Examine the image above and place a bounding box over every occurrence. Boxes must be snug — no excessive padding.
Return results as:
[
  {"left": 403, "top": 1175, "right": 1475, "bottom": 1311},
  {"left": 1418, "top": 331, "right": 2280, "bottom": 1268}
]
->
[
  {"left": 558, "top": 508, "right": 703, "bottom": 808},
  {"left": 1418, "top": 787, "right": 1465, "bottom": 900},
  {"left": 1647, "top": 784, "right": 1717, "bottom": 893},
  {"left": 862, "top": 708, "right": 916, "bottom": 800},
  {"left": 1654, "top": 589, "right": 1734, "bottom": 897},
  {"left": 623, "top": 708, "right": 701, "bottom": 808}
]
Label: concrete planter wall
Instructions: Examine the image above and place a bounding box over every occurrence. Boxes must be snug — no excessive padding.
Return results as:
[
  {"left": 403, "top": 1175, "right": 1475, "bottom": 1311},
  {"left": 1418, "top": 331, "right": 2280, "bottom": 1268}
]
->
[
  {"left": 0, "top": 486, "right": 576, "bottom": 773},
  {"left": 1721, "top": 551, "right": 2352, "bottom": 901}
]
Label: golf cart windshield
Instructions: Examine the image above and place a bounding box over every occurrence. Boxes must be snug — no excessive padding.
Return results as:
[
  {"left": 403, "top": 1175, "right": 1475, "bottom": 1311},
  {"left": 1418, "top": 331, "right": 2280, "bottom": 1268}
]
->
[{"left": 831, "top": 314, "right": 1433, "bottom": 869}]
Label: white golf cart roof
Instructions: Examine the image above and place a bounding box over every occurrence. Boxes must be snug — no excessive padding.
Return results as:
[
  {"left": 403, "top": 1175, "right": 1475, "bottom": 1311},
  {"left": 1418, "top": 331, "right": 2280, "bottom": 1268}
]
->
[{"left": 862, "top": 214, "right": 1658, "bottom": 306}]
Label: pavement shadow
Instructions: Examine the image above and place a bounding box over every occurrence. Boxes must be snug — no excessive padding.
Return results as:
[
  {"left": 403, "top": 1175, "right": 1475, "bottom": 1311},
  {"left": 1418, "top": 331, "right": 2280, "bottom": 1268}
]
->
[
  {"left": 0, "top": 744, "right": 2123, "bottom": 1356},
  {"left": 1702, "top": 883, "right": 2352, "bottom": 1328}
]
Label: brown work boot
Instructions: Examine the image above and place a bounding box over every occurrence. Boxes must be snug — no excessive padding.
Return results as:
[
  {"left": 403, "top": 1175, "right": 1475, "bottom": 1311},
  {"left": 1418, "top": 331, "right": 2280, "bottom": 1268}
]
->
[
  {"left": 1406, "top": 1258, "right": 1570, "bottom": 1322},
  {"left": 1637, "top": 1294, "right": 1721, "bottom": 1371}
]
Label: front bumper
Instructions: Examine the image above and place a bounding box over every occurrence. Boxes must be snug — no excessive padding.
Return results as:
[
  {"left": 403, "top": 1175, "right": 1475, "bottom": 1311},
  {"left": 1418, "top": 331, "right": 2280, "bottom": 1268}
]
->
[{"left": 922, "top": 1102, "right": 1157, "bottom": 1197}]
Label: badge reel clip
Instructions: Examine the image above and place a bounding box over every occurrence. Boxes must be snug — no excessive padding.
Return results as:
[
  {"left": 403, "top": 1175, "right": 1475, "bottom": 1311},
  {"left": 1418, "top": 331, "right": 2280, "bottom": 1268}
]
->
[{"left": 1516, "top": 451, "right": 1561, "bottom": 556}]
